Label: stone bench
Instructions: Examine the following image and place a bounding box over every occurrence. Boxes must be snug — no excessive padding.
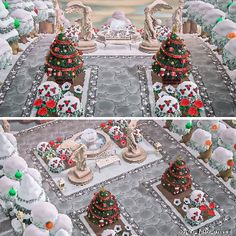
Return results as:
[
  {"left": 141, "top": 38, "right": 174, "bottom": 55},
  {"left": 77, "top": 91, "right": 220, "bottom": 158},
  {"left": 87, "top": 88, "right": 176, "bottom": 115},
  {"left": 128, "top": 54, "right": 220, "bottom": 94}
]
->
[{"left": 96, "top": 155, "right": 121, "bottom": 172}]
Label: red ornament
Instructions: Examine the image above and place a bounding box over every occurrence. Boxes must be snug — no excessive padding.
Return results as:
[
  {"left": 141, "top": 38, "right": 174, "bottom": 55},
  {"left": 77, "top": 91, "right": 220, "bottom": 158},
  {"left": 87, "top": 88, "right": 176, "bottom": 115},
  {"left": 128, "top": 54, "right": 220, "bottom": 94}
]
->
[
  {"left": 180, "top": 98, "right": 190, "bottom": 107},
  {"left": 57, "top": 71, "right": 62, "bottom": 77},
  {"left": 194, "top": 99, "right": 204, "bottom": 109},
  {"left": 169, "top": 47, "right": 174, "bottom": 52},
  {"left": 54, "top": 47, "right": 60, "bottom": 52},
  {"left": 34, "top": 98, "right": 43, "bottom": 107},
  {"left": 171, "top": 71, "right": 176, "bottom": 76},
  {"left": 46, "top": 100, "right": 56, "bottom": 109},
  {"left": 37, "top": 107, "right": 48, "bottom": 117},
  {"left": 182, "top": 59, "right": 186, "bottom": 64},
  {"left": 160, "top": 71, "right": 165, "bottom": 77},
  {"left": 68, "top": 59, "right": 72, "bottom": 63}
]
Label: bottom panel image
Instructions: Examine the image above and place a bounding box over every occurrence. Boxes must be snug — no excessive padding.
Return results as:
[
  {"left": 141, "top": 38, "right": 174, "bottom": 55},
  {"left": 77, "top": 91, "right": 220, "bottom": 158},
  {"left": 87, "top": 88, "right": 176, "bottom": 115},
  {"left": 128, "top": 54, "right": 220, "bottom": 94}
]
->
[{"left": 0, "top": 119, "right": 235, "bottom": 236}]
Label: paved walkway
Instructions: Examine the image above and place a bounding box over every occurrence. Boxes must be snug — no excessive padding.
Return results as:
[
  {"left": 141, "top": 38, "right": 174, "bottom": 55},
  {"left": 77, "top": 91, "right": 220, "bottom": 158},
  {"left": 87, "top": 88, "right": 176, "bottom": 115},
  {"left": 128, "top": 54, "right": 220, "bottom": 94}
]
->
[{"left": 0, "top": 121, "right": 234, "bottom": 236}]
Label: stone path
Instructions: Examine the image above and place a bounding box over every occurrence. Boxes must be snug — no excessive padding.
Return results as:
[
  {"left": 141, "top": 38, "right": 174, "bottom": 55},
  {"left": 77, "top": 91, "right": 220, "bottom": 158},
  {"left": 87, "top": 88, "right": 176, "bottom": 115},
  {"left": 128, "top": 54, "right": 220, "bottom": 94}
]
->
[
  {"left": 0, "top": 120, "right": 235, "bottom": 236},
  {"left": 183, "top": 35, "right": 236, "bottom": 117}
]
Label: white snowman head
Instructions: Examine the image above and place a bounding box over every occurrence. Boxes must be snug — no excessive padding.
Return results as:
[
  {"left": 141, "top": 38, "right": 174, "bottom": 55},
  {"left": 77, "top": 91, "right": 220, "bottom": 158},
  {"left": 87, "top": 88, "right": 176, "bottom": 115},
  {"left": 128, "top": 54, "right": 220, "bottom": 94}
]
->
[
  {"left": 219, "top": 128, "right": 236, "bottom": 152},
  {"left": 23, "top": 224, "right": 50, "bottom": 236},
  {"left": 212, "top": 147, "right": 234, "bottom": 169},
  {"left": 37, "top": 81, "right": 61, "bottom": 102},
  {"left": 37, "top": 142, "right": 51, "bottom": 155},
  {"left": 51, "top": 213, "right": 73, "bottom": 235},
  {"left": 57, "top": 96, "right": 82, "bottom": 117},
  {"left": 155, "top": 95, "right": 180, "bottom": 117},
  {"left": 213, "top": 19, "right": 236, "bottom": 36},
  {"left": 81, "top": 128, "right": 98, "bottom": 145},
  {"left": 190, "top": 190, "right": 205, "bottom": 206},
  {"left": 186, "top": 207, "right": 203, "bottom": 223},
  {"left": 3, "top": 154, "right": 28, "bottom": 179},
  {"left": 55, "top": 229, "right": 70, "bottom": 236},
  {"left": 0, "top": 133, "right": 15, "bottom": 159},
  {"left": 31, "top": 202, "right": 58, "bottom": 231},
  {"left": 101, "top": 229, "right": 116, "bottom": 236},
  {"left": 191, "top": 128, "right": 212, "bottom": 149},
  {"left": 176, "top": 81, "right": 199, "bottom": 101}
]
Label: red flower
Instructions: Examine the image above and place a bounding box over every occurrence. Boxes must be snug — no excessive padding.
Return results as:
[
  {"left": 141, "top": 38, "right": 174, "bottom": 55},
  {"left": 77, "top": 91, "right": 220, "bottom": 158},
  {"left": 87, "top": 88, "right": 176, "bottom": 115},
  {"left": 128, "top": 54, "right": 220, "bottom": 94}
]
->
[
  {"left": 114, "top": 135, "right": 120, "bottom": 141},
  {"left": 194, "top": 99, "right": 204, "bottom": 109},
  {"left": 107, "top": 120, "right": 113, "bottom": 125},
  {"left": 180, "top": 98, "right": 190, "bottom": 107},
  {"left": 100, "top": 123, "right": 106, "bottom": 128},
  {"left": 67, "top": 159, "right": 74, "bottom": 166},
  {"left": 46, "top": 100, "right": 56, "bottom": 109},
  {"left": 56, "top": 137, "right": 63, "bottom": 143},
  {"left": 34, "top": 98, "right": 43, "bottom": 107},
  {"left": 60, "top": 154, "right": 67, "bottom": 161},
  {"left": 49, "top": 140, "right": 55, "bottom": 146},
  {"left": 120, "top": 139, "right": 127, "bottom": 146},
  {"left": 199, "top": 205, "right": 208, "bottom": 212},
  {"left": 188, "top": 106, "right": 199, "bottom": 116},
  {"left": 209, "top": 202, "right": 216, "bottom": 209},
  {"left": 207, "top": 209, "right": 216, "bottom": 217},
  {"left": 55, "top": 143, "right": 60, "bottom": 148},
  {"left": 34, "top": 8, "right": 38, "bottom": 14},
  {"left": 37, "top": 107, "right": 48, "bottom": 117}
]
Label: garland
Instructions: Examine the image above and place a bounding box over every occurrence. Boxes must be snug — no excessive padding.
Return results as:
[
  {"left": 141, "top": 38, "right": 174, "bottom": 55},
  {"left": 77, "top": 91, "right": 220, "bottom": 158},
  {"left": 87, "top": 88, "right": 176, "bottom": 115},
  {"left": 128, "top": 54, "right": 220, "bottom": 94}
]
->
[
  {"left": 55, "top": 37, "right": 72, "bottom": 45},
  {"left": 87, "top": 207, "right": 119, "bottom": 220},
  {"left": 155, "top": 59, "right": 190, "bottom": 72},
  {"left": 169, "top": 166, "right": 191, "bottom": 179},
  {"left": 162, "top": 172, "right": 192, "bottom": 188},
  {"left": 160, "top": 46, "right": 190, "bottom": 59},
  {"left": 169, "top": 37, "right": 185, "bottom": 45},
  {"left": 93, "top": 202, "right": 117, "bottom": 212},
  {"left": 50, "top": 48, "right": 81, "bottom": 59},
  {"left": 45, "top": 61, "right": 83, "bottom": 71},
  {"left": 98, "top": 191, "right": 112, "bottom": 201}
]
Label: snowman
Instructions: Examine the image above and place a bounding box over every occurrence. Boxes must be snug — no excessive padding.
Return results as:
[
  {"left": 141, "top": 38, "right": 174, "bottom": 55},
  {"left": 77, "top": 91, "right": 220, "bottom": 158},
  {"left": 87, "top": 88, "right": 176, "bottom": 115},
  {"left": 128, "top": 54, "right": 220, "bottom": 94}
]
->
[
  {"left": 56, "top": 96, "right": 83, "bottom": 117},
  {"left": 197, "top": 120, "right": 227, "bottom": 147},
  {"left": 0, "top": 133, "right": 16, "bottom": 167},
  {"left": 101, "top": 229, "right": 116, "bottom": 236},
  {"left": 202, "top": 9, "right": 225, "bottom": 37},
  {"left": 190, "top": 128, "right": 212, "bottom": 163},
  {"left": 0, "top": 38, "right": 13, "bottom": 70},
  {"left": 210, "top": 147, "right": 234, "bottom": 182},
  {"left": 15, "top": 174, "right": 47, "bottom": 214},
  {"left": 155, "top": 95, "right": 180, "bottom": 117},
  {"left": 190, "top": 190, "right": 206, "bottom": 207},
  {"left": 216, "top": 0, "right": 232, "bottom": 12},
  {"left": 186, "top": 207, "right": 203, "bottom": 226},
  {"left": 218, "top": 128, "right": 236, "bottom": 162},
  {"left": 23, "top": 202, "right": 73, "bottom": 235},
  {"left": 223, "top": 37, "right": 236, "bottom": 71},
  {"left": 212, "top": 19, "right": 236, "bottom": 51}
]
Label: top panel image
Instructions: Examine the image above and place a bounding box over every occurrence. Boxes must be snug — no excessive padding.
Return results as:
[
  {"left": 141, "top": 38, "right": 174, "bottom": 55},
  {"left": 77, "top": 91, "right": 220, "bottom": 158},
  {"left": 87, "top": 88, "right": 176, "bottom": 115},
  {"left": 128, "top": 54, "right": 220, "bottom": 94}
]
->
[{"left": 0, "top": 0, "right": 236, "bottom": 117}]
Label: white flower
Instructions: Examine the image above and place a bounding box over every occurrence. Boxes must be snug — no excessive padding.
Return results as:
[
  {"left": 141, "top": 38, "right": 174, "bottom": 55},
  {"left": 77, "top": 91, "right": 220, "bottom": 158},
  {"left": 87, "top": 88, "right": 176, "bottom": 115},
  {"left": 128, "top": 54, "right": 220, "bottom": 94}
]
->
[
  {"left": 114, "top": 225, "right": 122, "bottom": 233},
  {"left": 165, "top": 85, "right": 175, "bottom": 94},
  {"left": 183, "top": 198, "right": 190, "bottom": 205},
  {"left": 182, "top": 204, "right": 189, "bottom": 212},
  {"left": 125, "top": 225, "right": 132, "bottom": 231},
  {"left": 61, "top": 82, "right": 71, "bottom": 91},
  {"left": 122, "top": 232, "right": 130, "bottom": 236},
  {"left": 153, "top": 82, "right": 163, "bottom": 92},
  {"left": 63, "top": 91, "right": 74, "bottom": 97},
  {"left": 158, "top": 91, "right": 168, "bottom": 98},
  {"left": 173, "top": 198, "right": 181, "bottom": 206},
  {"left": 74, "top": 85, "right": 83, "bottom": 94}
]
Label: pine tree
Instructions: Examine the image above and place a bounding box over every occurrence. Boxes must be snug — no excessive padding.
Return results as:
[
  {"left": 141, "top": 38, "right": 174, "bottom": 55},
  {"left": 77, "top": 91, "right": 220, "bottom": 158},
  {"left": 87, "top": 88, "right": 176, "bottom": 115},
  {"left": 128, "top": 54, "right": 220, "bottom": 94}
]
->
[
  {"left": 87, "top": 188, "right": 120, "bottom": 228},
  {"left": 44, "top": 31, "right": 84, "bottom": 85},
  {"left": 152, "top": 32, "right": 191, "bottom": 85},
  {"left": 161, "top": 157, "right": 192, "bottom": 195}
]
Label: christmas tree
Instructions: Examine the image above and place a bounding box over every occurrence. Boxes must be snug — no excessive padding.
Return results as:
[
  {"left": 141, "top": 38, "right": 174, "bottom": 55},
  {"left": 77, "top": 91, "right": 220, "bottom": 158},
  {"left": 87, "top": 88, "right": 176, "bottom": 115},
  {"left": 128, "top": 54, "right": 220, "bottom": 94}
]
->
[
  {"left": 44, "top": 30, "right": 84, "bottom": 85},
  {"left": 152, "top": 32, "right": 191, "bottom": 85},
  {"left": 161, "top": 157, "right": 192, "bottom": 195},
  {"left": 87, "top": 187, "right": 120, "bottom": 228}
]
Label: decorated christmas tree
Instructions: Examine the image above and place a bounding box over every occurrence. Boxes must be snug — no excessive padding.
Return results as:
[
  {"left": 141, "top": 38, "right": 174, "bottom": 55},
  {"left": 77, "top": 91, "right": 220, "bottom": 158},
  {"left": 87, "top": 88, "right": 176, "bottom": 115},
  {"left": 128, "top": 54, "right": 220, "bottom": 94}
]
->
[
  {"left": 44, "top": 30, "right": 84, "bottom": 85},
  {"left": 152, "top": 32, "right": 191, "bottom": 85},
  {"left": 87, "top": 187, "right": 120, "bottom": 228},
  {"left": 161, "top": 157, "right": 192, "bottom": 195}
]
